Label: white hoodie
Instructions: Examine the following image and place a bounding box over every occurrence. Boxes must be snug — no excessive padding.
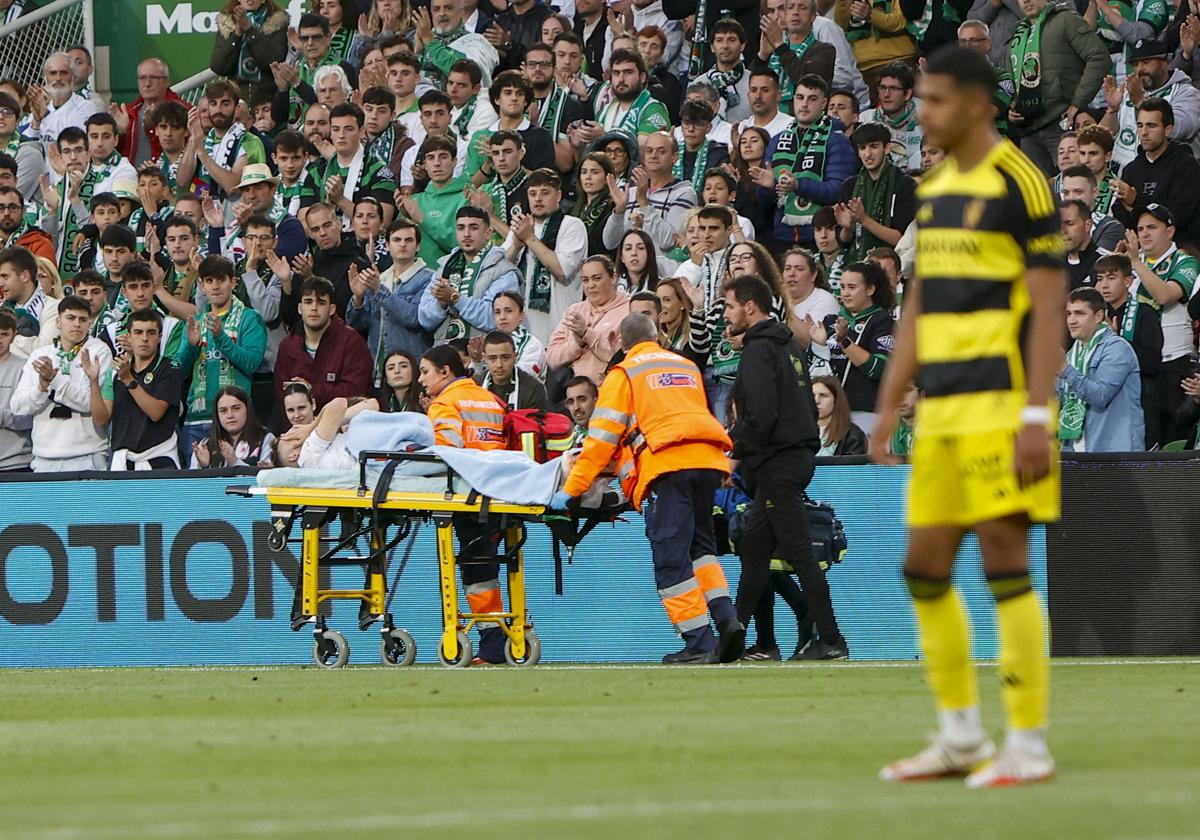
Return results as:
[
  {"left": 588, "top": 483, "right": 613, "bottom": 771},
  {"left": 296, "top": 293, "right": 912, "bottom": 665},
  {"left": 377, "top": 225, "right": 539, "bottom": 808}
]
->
[{"left": 10, "top": 337, "right": 111, "bottom": 460}]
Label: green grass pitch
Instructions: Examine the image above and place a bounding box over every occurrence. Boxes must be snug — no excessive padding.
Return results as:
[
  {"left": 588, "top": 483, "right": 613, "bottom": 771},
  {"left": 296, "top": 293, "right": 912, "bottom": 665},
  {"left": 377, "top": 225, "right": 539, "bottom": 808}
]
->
[{"left": 1, "top": 660, "right": 1197, "bottom": 839}]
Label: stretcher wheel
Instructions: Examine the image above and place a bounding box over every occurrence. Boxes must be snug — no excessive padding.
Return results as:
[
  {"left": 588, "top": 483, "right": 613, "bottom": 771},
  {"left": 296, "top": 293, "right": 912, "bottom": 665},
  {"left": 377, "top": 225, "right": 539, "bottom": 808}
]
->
[
  {"left": 312, "top": 629, "right": 349, "bottom": 669},
  {"left": 504, "top": 630, "right": 541, "bottom": 667},
  {"left": 380, "top": 629, "right": 417, "bottom": 667},
  {"left": 436, "top": 631, "right": 472, "bottom": 668}
]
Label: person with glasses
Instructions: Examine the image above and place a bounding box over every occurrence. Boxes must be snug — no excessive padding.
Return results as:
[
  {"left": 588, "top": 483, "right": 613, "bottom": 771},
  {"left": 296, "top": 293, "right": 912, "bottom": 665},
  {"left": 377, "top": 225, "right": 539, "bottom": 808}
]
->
[
  {"left": 0, "top": 92, "right": 43, "bottom": 201},
  {"left": 675, "top": 100, "right": 731, "bottom": 195},
  {"left": 522, "top": 43, "right": 584, "bottom": 175},
  {"left": 111, "top": 58, "right": 187, "bottom": 167},
  {"left": 956, "top": 20, "right": 1015, "bottom": 137},
  {"left": 859, "top": 61, "right": 924, "bottom": 173}
]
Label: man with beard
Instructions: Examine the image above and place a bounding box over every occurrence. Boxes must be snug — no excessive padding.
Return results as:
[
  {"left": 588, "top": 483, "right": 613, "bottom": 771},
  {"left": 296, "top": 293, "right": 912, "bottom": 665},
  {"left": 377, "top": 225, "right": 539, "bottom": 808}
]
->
[
  {"left": 736, "top": 70, "right": 793, "bottom": 140},
  {"left": 298, "top": 103, "right": 396, "bottom": 228},
  {"left": 563, "top": 375, "right": 598, "bottom": 446},
  {"left": 1101, "top": 39, "right": 1200, "bottom": 168},
  {"left": 189, "top": 79, "right": 266, "bottom": 201},
  {"left": 503, "top": 168, "right": 585, "bottom": 342},
  {"left": 694, "top": 19, "right": 752, "bottom": 124},
  {"left": 596, "top": 50, "right": 670, "bottom": 153},
  {"left": 29, "top": 52, "right": 101, "bottom": 151},
  {"left": 414, "top": 0, "right": 500, "bottom": 91},
  {"left": 111, "top": 58, "right": 185, "bottom": 167},
  {"left": 0, "top": 185, "right": 53, "bottom": 264},
  {"left": 522, "top": 43, "right": 583, "bottom": 174}
]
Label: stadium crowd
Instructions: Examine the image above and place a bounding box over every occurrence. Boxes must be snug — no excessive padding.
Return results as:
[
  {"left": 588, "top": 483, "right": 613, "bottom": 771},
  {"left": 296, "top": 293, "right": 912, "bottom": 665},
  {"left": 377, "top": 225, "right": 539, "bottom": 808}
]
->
[{"left": 3, "top": 0, "right": 1200, "bottom": 474}]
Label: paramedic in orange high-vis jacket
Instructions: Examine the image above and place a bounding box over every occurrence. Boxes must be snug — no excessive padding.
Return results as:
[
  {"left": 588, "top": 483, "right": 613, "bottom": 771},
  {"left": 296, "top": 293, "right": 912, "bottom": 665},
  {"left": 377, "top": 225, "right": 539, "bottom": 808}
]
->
[
  {"left": 553, "top": 314, "right": 747, "bottom": 664},
  {"left": 419, "top": 344, "right": 509, "bottom": 663}
]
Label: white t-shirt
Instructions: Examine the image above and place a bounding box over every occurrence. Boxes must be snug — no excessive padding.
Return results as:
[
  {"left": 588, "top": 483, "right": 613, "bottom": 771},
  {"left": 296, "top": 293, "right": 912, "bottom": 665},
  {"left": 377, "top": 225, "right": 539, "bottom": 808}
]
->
[
  {"left": 791, "top": 287, "right": 840, "bottom": 324},
  {"left": 738, "top": 111, "right": 793, "bottom": 141},
  {"left": 299, "top": 430, "right": 356, "bottom": 470}
]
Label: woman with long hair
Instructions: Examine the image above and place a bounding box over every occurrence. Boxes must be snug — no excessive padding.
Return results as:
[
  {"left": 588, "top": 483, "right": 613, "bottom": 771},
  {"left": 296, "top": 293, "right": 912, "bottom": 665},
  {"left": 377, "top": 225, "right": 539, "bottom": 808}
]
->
[
  {"left": 812, "top": 375, "right": 867, "bottom": 455},
  {"left": 211, "top": 0, "right": 290, "bottom": 98},
  {"left": 378, "top": 350, "right": 425, "bottom": 412},
  {"left": 725, "top": 240, "right": 802, "bottom": 336},
  {"left": 730, "top": 126, "right": 772, "bottom": 234},
  {"left": 191, "top": 387, "right": 275, "bottom": 468},
  {"left": 34, "top": 257, "right": 64, "bottom": 298},
  {"left": 656, "top": 277, "right": 693, "bottom": 352},
  {"left": 363, "top": 0, "right": 412, "bottom": 39},
  {"left": 570, "top": 152, "right": 615, "bottom": 256},
  {"left": 807, "top": 260, "right": 895, "bottom": 431},
  {"left": 615, "top": 229, "right": 661, "bottom": 294},
  {"left": 540, "top": 13, "right": 572, "bottom": 44},
  {"left": 312, "top": 0, "right": 363, "bottom": 66}
]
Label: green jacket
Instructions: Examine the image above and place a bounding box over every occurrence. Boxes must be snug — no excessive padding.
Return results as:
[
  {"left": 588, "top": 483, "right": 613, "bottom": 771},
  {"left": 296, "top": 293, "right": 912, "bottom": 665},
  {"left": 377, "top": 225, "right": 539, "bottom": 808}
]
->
[
  {"left": 175, "top": 303, "right": 267, "bottom": 423},
  {"left": 414, "top": 173, "right": 470, "bottom": 268},
  {"left": 1009, "top": 2, "right": 1111, "bottom": 133}
]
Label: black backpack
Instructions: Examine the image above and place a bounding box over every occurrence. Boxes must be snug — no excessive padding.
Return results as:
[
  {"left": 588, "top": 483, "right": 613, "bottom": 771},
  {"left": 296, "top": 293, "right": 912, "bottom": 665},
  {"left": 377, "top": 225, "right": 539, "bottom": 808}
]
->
[{"left": 804, "top": 495, "right": 849, "bottom": 570}]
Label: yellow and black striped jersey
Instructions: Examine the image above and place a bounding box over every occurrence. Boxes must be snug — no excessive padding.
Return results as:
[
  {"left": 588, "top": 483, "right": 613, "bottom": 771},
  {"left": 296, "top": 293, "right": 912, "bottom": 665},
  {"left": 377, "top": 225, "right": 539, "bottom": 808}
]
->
[{"left": 914, "top": 140, "right": 1064, "bottom": 436}]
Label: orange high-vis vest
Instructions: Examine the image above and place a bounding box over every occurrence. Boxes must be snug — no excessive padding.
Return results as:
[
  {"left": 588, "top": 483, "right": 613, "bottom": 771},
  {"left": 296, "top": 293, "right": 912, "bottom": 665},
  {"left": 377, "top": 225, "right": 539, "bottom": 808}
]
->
[
  {"left": 428, "top": 377, "right": 508, "bottom": 450},
  {"left": 563, "top": 341, "right": 731, "bottom": 507}
]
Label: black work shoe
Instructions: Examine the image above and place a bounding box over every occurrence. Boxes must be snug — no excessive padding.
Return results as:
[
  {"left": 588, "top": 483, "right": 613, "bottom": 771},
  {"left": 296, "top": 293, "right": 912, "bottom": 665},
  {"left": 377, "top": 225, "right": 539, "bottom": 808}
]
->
[
  {"left": 792, "top": 639, "right": 850, "bottom": 661},
  {"left": 716, "top": 620, "right": 746, "bottom": 664},
  {"left": 661, "top": 648, "right": 718, "bottom": 665},
  {"left": 742, "top": 645, "right": 782, "bottom": 661}
]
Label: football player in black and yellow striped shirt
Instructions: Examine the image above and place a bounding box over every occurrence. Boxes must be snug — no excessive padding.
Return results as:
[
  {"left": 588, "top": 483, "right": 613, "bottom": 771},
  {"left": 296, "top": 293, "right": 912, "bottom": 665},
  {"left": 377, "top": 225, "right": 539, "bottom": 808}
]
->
[{"left": 870, "top": 47, "right": 1066, "bottom": 790}]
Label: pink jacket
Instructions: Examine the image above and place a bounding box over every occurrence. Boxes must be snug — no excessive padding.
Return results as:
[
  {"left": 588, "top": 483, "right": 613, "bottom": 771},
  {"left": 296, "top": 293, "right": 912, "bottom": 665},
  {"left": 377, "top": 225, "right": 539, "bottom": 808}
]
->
[{"left": 545, "top": 291, "right": 631, "bottom": 386}]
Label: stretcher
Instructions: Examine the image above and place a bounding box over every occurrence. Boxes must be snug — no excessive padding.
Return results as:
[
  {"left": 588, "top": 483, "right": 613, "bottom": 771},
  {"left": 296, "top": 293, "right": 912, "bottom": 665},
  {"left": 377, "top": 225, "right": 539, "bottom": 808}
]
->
[{"left": 227, "top": 450, "right": 624, "bottom": 669}]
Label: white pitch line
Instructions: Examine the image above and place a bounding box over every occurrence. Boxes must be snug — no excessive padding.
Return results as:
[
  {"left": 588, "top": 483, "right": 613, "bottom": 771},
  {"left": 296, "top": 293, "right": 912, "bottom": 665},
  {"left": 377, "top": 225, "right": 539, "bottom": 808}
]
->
[{"left": 8, "top": 789, "right": 1196, "bottom": 840}]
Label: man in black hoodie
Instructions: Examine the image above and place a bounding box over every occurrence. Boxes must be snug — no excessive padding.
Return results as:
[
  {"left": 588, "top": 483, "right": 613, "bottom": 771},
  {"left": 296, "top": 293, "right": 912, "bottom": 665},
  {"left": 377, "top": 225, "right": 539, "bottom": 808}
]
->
[
  {"left": 724, "top": 274, "right": 849, "bottom": 660},
  {"left": 1114, "top": 97, "right": 1200, "bottom": 247},
  {"left": 278, "top": 202, "right": 369, "bottom": 332}
]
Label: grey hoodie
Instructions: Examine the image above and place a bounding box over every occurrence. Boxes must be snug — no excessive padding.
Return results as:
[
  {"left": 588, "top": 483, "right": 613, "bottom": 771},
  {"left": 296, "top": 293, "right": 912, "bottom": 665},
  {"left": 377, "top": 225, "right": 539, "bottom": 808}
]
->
[{"left": 418, "top": 246, "right": 522, "bottom": 343}]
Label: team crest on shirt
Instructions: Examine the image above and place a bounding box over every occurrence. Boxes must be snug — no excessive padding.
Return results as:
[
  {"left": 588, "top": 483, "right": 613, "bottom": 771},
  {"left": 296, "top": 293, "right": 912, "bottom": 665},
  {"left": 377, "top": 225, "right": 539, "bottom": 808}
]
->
[
  {"left": 963, "top": 199, "right": 986, "bottom": 230},
  {"left": 648, "top": 372, "right": 697, "bottom": 390},
  {"left": 917, "top": 202, "right": 933, "bottom": 224}
]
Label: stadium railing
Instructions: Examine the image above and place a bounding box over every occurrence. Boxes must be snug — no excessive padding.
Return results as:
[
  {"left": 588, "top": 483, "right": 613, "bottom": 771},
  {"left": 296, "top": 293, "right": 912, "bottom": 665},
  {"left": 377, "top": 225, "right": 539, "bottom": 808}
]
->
[
  {"left": 171, "top": 68, "right": 218, "bottom": 108},
  {"left": 0, "top": 0, "right": 94, "bottom": 92}
]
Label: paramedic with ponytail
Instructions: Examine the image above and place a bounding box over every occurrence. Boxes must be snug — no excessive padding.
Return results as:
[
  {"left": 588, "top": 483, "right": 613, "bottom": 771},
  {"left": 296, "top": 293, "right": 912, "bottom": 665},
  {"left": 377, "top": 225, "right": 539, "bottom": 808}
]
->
[
  {"left": 419, "top": 343, "right": 510, "bottom": 664},
  {"left": 552, "top": 313, "right": 746, "bottom": 665}
]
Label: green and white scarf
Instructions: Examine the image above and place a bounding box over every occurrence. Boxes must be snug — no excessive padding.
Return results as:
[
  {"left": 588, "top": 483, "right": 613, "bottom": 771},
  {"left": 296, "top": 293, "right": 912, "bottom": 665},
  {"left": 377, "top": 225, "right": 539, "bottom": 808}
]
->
[
  {"left": 890, "top": 420, "right": 914, "bottom": 456},
  {"left": 487, "top": 167, "right": 528, "bottom": 224},
  {"left": 687, "top": 0, "right": 710, "bottom": 80},
  {"left": 1059, "top": 325, "right": 1107, "bottom": 442},
  {"left": 574, "top": 192, "right": 612, "bottom": 229},
  {"left": 1094, "top": 172, "right": 1116, "bottom": 217},
  {"left": 1098, "top": 0, "right": 1168, "bottom": 55},
  {"left": 237, "top": 7, "right": 269, "bottom": 80},
  {"left": 441, "top": 247, "right": 487, "bottom": 340},
  {"left": 191, "top": 295, "right": 246, "bottom": 415},
  {"left": 1, "top": 131, "right": 22, "bottom": 159},
  {"left": 91, "top": 290, "right": 131, "bottom": 339},
  {"left": 847, "top": 160, "right": 897, "bottom": 262},
  {"left": 0, "top": 218, "right": 30, "bottom": 250},
  {"left": 1117, "top": 293, "right": 1140, "bottom": 342},
  {"left": 327, "top": 26, "right": 354, "bottom": 65},
  {"left": 453, "top": 97, "right": 477, "bottom": 138},
  {"left": 53, "top": 338, "right": 81, "bottom": 376},
  {"left": 905, "top": 0, "right": 960, "bottom": 43},
  {"left": 279, "top": 168, "right": 307, "bottom": 216},
  {"left": 521, "top": 211, "right": 564, "bottom": 313},
  {"left": 674, "top": 138, "right": 711, "bottom": 194},
  {"left": 55, "top": 165, "right": 103, "bottom": 277},
  {"left": 771, "top": 34, "right": 815, "bottom": 115},
  {"left": 1011, "top": 4, "right": 1052, "bottom": 119},
  {"left": 604, "top": 88, "right": 657, "bottom": 137},
  {"left": 366, "top": 122, "right": 396, "bottom": 168},
  {"left": 422, "top": 23, "right": 468, "bottom": 87},
  {"left": 202, "top": 123, "right": 246, "bottom": 196},
  {"left": 533, "top": 86, "right": 570, "bottom": 139},
  {"left": 772, "top": 115, "right": 834, "bottom": 226},
  {"left": 292, "top": 52, "right": 339, "bottom": 125},
  {"left": 706, "top": 62, "right": 745, "bottom": 111}
]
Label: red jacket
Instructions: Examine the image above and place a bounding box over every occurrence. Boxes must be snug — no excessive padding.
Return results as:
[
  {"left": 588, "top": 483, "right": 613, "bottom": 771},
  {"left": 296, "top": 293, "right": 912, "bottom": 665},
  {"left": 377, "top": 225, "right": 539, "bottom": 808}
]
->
[
  {"left": 4, "top": 227, "right": 55, "bottom": 266},
  {"left": 117, "top": 89, "right": 186, "bottom": 162},
  {"left": 273, "top": 317, "right": 375, "bottom": 427}
]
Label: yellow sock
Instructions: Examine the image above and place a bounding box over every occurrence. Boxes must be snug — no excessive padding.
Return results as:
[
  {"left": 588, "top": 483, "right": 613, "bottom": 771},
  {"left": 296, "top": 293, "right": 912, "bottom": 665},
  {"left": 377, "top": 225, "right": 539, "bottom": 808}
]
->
[
  {"left": 906, "top": 574, "right": 978, "bottom": 712},
  {"left": 989, "top": 574, "right": 1049, "bottom": 731}
]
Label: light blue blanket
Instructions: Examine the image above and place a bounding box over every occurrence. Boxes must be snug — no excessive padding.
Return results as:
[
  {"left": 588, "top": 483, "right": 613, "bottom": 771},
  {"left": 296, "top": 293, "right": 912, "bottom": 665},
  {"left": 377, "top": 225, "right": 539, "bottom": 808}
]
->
[
  {"left": 257, "top": 468, "right": 458, "bottom": 494},
  {"left": 431, "top": 446, "right": 562, "bottom": 506},
  {"left": 342, "top": 411, "right": 444, "bottom": 477}
]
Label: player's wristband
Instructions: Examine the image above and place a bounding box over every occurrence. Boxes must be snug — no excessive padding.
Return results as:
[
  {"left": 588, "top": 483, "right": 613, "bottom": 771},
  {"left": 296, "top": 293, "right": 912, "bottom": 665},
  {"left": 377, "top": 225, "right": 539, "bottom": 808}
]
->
[{"left": 1020, "top": 405, "right": 1052, "bottom": 427}]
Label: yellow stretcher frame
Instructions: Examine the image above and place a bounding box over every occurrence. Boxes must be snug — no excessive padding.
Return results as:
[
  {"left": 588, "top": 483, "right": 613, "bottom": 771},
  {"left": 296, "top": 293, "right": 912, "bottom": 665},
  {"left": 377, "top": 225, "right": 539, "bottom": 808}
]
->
[{"left": 229, "top": 451, "right": 547, "bottom": 669}]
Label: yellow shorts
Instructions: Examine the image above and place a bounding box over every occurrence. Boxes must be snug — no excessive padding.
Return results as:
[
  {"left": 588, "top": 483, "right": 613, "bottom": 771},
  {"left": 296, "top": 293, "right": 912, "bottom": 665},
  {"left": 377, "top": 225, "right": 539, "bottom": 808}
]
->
[{"left": 907, "top": 430, "right": 1060, "bottom": 529}]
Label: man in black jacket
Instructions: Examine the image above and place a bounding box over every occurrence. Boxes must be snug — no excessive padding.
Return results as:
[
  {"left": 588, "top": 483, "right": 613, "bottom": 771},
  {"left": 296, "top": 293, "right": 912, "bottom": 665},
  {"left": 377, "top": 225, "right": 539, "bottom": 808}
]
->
[
  {"left": 724, "top": 274, "right": 849, "bottom": 660},
  {"left": 478, "top": 330, "right": 550, "bottom": 410},
  {"left": 1114, "top": 98, "right": 1200, "bottom": 247},
  {"left": 277, "top": 202, "right": 370, "bottom": 331}
]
